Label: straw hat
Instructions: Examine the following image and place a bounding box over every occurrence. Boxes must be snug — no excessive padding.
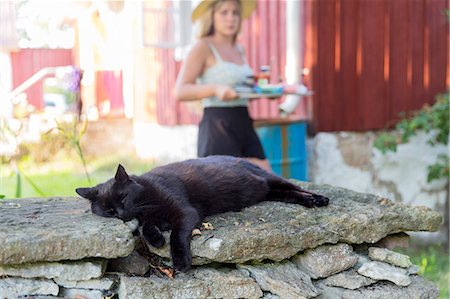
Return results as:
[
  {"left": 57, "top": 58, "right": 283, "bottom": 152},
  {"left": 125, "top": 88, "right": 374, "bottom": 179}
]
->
[{"left": 191, "top": 0, "right": 257, "bottom": 22}]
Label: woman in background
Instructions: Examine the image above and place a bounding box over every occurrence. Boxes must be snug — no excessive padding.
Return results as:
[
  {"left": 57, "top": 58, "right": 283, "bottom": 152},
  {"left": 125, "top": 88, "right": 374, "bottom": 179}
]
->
[{"left": 175, "top": 0, "right": 271, "bottom": 171}]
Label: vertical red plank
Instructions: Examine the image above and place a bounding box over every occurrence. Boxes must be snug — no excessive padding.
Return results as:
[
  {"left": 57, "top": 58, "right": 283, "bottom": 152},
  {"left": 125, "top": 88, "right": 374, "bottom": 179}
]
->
[
  {"left": 358, "top": 0, "right": 387, "bottom": 130},
  {"left": 268, "top": 0, "right": 280, "bottom": 118},
  {"left": 302, "top": 0, "right": 314, "bottom": 121},
  {"left": 425, "top": 0, "right": 448, "bottom": 103},
  {"left": 249, "top": 6, "right": 261, "bottom": 117},
  {"left": 339, "top": 0, "right": 358, "bottom": 131},
  {"left": 314, "top": 0, "right": 337, "bottom": 132},
  {"left": 388, "top": 0, "right": 410, "bottom": 120},
  {"left": 258, "top": 0, "right": 270, "bottom": 118},
  {"left": 409, "top": 0, "right": 426, "bottom": 110}
]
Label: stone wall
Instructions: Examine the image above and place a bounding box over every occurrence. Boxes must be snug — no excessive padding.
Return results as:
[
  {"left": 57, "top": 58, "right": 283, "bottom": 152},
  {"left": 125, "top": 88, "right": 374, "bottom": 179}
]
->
[
  {"left": 308, "top": 132, "right": 448, "bottom": 244},
  {"left": 0, "top": 182, "right": 443, "bottom": 299}
]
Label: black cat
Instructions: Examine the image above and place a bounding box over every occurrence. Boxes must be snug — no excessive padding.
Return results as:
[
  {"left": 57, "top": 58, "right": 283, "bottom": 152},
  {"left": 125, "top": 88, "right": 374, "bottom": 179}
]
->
[{"left": 76, "top": 155, "right": 329, "bottom": 272}]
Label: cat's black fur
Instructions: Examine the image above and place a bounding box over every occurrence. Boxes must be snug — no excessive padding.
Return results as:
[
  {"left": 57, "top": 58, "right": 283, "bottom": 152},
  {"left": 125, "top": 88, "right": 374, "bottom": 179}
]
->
[{"left": 76, "top": 155, "right": 329, "bottom": 272}]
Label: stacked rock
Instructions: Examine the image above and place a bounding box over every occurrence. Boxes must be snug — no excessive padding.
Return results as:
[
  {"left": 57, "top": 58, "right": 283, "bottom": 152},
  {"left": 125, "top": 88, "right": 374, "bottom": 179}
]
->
[
  {"left": 0, "top": 197, "right": 135, "bottom": 298},
  {"left": 0, "top": 182, "right": 443, "bottom": 298}
]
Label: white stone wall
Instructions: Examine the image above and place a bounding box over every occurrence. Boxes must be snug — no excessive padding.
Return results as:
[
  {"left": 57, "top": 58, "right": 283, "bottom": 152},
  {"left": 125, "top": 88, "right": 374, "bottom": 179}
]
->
[
  {"left": 133, "top": 122, "right": 198, "bottom": 163},
  {"left": 308, "top": 131, "right": 448, "bottom": 243}
]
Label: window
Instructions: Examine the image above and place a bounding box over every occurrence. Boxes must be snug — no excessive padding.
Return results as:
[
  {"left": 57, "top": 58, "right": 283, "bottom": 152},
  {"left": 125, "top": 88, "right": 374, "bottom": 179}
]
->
[{"left": 141, "top": 0, "right": 193, "bottom": 49}]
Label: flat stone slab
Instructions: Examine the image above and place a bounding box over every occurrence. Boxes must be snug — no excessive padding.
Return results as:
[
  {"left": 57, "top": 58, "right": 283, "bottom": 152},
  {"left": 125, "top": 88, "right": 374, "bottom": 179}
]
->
[
  {"left": 368, "top": 247, "right": 413, "bottom": 268},
  {"left": 324, "top": 269, "right": 376, "bottom": 290},
  {"left": 0, "top": 197, "right": 135, "bottom": 265},
  {"left": 238, "top": 261, "right": 319, "bottom": 299},
  {"left": 315, "top": 275, "right": 439, "bottom": 299},
  {"left": 118, "top": 268, "right": 263, "bottom": 299},
  {"left": 0, "top": 259, "right": 106, "bottom": 281},
  {"left": 148, "top": 182, "right": 442, "bottom": 265},
  {"left": 0, "top": 277, "right": 59, "bottom": 298},
  {"left": 291, "top": 243, "right": 358, "bottom": 279},
  {"left": 54, "top": 273, "right": 117, "bottom": 290},
  {"left": 357, "top": 261, "right": 411, "bottom": 286}
]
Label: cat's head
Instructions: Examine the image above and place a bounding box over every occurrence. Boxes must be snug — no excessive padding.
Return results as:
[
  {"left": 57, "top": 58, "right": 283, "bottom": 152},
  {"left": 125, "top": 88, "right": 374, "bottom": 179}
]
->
[{"left": 76, "top": 164, "right": 143, "bottom": 221}]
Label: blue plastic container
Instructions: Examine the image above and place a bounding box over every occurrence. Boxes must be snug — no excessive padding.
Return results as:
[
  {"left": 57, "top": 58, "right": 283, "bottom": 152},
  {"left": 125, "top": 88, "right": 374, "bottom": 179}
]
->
[{"left": 256, "top": 120, "right": 308, "bottom": 180}]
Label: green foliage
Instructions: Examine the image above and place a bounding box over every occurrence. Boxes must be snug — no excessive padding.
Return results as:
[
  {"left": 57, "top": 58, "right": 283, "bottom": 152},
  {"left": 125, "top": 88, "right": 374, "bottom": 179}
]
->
[
  {"left": 428, "top": 154, "right": 449, "bottom": 183},
  {"left": 14, "top": 171, "right": 21, "bottom": 198},
  {"left": 1, "top": 113, "right": 91, "bottom": 198},
  {"left": 374, "top": 92, "right": 449, "bottom": 182},
  {"left": 403, "top": 245, "right": 449, "bottom": 299},
  {"left": 53, "top": 117, "right": 91, "bottom": 183},
  {"left": 373, "top": 132, "right": 398, "bottom": 154},
  {"left": 19, "top": 130, "right": 72, "bottom": 163},
  {"left": 0, "top": 155, "right": 153, "bottom": 199}
]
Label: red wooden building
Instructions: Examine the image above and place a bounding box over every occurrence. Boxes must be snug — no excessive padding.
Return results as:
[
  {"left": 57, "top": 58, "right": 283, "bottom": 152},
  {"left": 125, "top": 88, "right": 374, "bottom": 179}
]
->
[{"left": 9, "top": 0, "right": 449, "bottom": 132}]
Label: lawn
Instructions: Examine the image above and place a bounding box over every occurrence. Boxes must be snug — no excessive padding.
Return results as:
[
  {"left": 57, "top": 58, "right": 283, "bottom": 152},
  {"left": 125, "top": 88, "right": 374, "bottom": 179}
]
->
[{"left": 0, "top": 154, "right": 154, "bottom": 199}]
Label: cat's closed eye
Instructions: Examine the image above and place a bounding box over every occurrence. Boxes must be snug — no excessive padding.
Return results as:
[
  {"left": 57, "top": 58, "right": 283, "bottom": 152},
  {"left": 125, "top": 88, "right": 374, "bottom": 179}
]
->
[{"left": 102, "top": 207, "right": 116, "bottom": 217}]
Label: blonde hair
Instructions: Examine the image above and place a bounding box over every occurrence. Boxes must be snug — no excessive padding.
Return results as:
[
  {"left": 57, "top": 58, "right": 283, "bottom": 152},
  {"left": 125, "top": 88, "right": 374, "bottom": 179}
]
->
[{"left": 196, "top": 0, "right": 242, "bottom": 44}]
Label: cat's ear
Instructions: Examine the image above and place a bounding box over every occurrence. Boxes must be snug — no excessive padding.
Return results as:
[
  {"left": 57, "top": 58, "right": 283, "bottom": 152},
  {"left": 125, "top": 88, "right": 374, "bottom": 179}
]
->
[
  {"left": 115, "top": 164, "right": 129, "bottom": 183},
  {"left": 76, "top": 187, "right": 98, "bottom": 201}
]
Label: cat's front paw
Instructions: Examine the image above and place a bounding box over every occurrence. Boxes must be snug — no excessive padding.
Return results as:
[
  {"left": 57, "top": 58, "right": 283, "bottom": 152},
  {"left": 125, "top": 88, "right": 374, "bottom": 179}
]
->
[
  {"left": 143, "top": 225, "right": 166, "bottom": 248},
  {"left": 313, "top": 194, "right": 329, "bottom": 207},
  {"left": 172, "top": 252, "right": 192, "bottom": 273}
]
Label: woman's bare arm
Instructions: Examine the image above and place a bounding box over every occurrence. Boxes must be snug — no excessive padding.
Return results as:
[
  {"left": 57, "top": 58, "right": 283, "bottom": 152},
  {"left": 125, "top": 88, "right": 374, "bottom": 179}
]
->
[{"left": 175, "top": 40, "right": 237, "bottom": 101}]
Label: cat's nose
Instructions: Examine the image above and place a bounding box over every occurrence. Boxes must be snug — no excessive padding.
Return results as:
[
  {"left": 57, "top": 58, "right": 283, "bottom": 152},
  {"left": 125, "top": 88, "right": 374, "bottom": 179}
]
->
[{"left": 116, "top": 208, "right": 134, "bottom": 221}]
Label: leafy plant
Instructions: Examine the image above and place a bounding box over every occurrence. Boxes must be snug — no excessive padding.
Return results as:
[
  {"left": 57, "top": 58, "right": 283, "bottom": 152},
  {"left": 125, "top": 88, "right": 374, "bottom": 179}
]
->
[
  {"left": 403, "top": 245, "right": 449, "bottom": 299},
  {"left": 374, "top": 92, "right": 449, "bottom": 183},
  {"left": 1, "top": 113, "right": 90, "bottom": 198},
  {"left": 52, "top": 116, "right": 91, "bottom": 184}
]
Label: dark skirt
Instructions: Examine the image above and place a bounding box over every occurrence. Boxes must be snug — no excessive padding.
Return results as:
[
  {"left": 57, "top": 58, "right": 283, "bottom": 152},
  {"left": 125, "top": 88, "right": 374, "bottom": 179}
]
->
[{"left": 198, "top": 107, "right": 266, "bottom": 159}]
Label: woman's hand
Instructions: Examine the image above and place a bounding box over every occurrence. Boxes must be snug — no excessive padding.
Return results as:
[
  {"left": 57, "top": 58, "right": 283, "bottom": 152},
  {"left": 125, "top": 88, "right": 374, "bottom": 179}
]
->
[{"left": 215, "top": 85, "right": 238, "bottom": 101}]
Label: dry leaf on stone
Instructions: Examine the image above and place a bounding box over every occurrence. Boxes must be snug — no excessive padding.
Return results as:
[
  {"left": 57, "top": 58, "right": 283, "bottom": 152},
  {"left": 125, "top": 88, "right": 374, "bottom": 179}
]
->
[
  {"left": 192, "top": 228, "right": 202, "bottom": 236},
  {"left": 149, "top": 262, "right": 174, "bottom": 279},
  {"left": 202, "top": 222, "right": 214, "bottom": 230},
  {"left": 159, "top": 267, "right": 174, "bottom": 279}
]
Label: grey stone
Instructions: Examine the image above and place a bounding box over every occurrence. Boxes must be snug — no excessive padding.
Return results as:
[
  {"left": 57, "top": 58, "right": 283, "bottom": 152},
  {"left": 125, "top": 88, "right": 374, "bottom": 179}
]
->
[
  {"left": 238, "top": 261, "right": 319, "bottom": 299},
  {"left": 53, "top": 273, "right": 117, "bottom": 290},
  {"left": 147, "top": 182, "right": 442, "bottom": 265},
  {"left": 0, "top": 197, "right": 135, "bottom": 265},
  {"left": 357, "top": 261, "right": 411, "bottom": 286},
  {"left": 368, "top": 247, "right": 413, "bottom": 268},
  {"left": 262, "top": 293, "right": 281, "bottom": 299},
  {"left": 324, "top": 269, "right": 376, "bottom": 290},
  {"left": 316, "top": 275, "right": 439, "bottom": 299},
  {"left": 0, "top": 259, "right": 106, "bottom": 280},
  {"left": 118, "top": 267, "right": 262, "bottom": 299},
  {"left": 407, "top": 265, "right": 420, "bottom": 275},
  {"left": 291, "top": 243, "right": 359, "bottom": 279},
  {"left": 0, "top": 277, "right": 59, "bottom": 298},
  {"left": 59, "top": 287, "right": 104, "bottom": 299},
  {"left": 354, "top": 252, "right": 371, "bottom": 268},
  {"left": 108, "top": 250, "right": 150, "bottom": 275}
]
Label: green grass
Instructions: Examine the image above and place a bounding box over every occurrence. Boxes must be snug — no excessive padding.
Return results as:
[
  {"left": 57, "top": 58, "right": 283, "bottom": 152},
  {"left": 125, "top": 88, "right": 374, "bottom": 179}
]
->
[
  {"left": 401, "top": 245, "right": 449, "bottom": 299},
  {"left": 0, "top": 154, "right": 155, "bottom": 199}
]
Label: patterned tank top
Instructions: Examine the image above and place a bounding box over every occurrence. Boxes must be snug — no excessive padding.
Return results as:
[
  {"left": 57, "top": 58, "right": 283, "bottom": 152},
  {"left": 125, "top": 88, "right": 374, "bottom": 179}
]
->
[{"left": 197, "top": 41, "right": 254, "bottom": 108}]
